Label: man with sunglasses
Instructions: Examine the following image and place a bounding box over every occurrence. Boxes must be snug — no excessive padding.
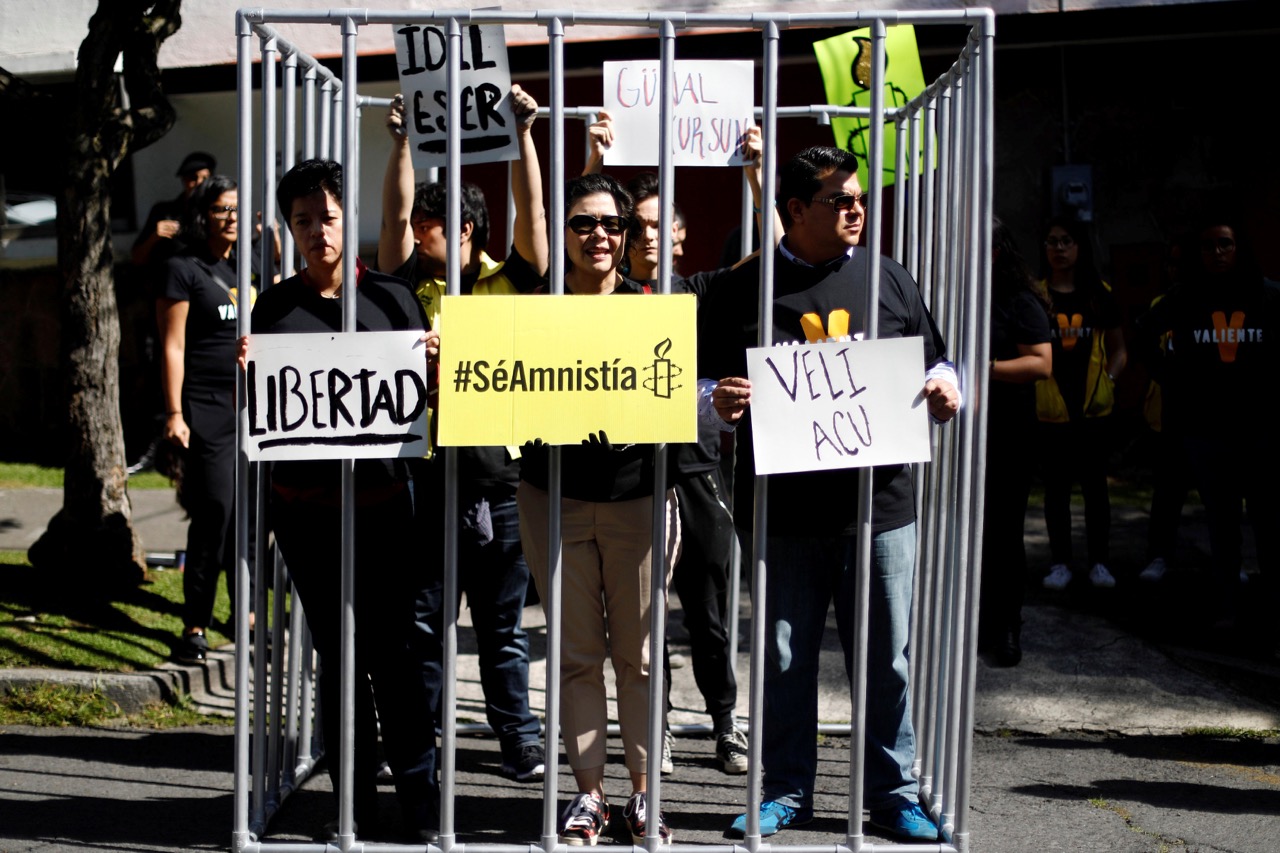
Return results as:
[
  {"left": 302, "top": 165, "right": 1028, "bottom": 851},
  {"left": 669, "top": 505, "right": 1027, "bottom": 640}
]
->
[
  {"left": 699, "top": 146, "right": 959, "bottom": 843},
  {"left": 376, "top": 85, "right": 550, "bottom": 785}
]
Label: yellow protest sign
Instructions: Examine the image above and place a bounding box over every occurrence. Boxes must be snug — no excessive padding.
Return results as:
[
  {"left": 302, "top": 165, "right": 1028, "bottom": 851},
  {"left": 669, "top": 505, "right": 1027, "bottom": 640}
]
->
[
  {"left": 813, "top": 25, "right": 927, "bottom": 189},
  {"left": 437, "top": 294, "right": 697, "bottom": 446}
]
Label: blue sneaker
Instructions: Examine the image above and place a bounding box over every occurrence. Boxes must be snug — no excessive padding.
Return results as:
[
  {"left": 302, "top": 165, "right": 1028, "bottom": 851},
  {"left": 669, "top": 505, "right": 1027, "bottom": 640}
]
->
[
  {"left": 869, "top": 801, "right": 939, "bottom": 841},
  {"left": 726, "top": 801, "right": 813, "bottom": 838}
]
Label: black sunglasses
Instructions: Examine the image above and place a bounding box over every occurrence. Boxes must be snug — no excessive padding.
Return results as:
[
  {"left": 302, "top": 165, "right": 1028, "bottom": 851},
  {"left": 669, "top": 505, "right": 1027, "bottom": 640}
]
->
[
  {"left": 567, "top": 214, "right": 630, "bottom": 235},
  {"left": 809, "top": 193, "right": 867, "bottom": 213}
]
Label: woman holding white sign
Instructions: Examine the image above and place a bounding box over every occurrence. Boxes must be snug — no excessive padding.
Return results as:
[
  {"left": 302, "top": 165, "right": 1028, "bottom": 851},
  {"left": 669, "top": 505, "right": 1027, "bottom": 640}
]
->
[
  {"left": 518, "top": 173, "right": 679, "bottom": 846},
  {"left": 246, "top": 159, "right": 442, "bottom": 844}
]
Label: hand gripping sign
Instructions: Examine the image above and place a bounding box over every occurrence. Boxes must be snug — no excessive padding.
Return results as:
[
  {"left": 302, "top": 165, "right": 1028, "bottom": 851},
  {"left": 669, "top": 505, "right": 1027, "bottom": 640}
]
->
[
  {"left": 243, "top": 331, "right": 431, "bottom": 461},
  {"left": 394, "top": 22, "right": 520, "bottom": 167},
  {"left": 436, "top": 294, "right": 697, "bottom": 446},
  {"left": 744, "top": 336, "right": 932, "bottom": 475}
]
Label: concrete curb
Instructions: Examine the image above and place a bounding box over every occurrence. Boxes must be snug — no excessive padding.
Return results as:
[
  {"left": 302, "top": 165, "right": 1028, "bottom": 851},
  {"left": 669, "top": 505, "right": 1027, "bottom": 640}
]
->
[{"left": 0, "top": 646, "right": 237, "bottom": 717}]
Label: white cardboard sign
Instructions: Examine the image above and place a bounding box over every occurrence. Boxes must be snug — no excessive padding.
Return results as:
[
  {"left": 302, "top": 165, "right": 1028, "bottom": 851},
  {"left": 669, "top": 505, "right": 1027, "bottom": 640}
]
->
[
  {"left": 243, "top": 331, "right": 430, "bottom": 461},
  {"left": 393, "top": 22, "right": 519, "bottom": 168},
  {"left": 602, "top": 60, "right": 755, "bottom": 167},
  {"left": 744, "top": 336, "right": 932, "bottom": 475}
]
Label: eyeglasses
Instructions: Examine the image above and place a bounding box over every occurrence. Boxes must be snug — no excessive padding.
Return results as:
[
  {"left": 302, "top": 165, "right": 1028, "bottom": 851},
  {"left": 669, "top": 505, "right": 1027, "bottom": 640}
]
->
[
  {"left": 1200, "top": 237, "right": 1236, "bottom": 252},
  {"left": 1044, "top": 236, "right": 1075, "bottom": 249},
  {"left": 210, "top": 206, "right": 239, "bottom": 221},
  {"left": 567, "top": 214, "right": 630, "bottom": 235},
  {"left": 809, "top": 193, "right": 867, "bottom": 213}
]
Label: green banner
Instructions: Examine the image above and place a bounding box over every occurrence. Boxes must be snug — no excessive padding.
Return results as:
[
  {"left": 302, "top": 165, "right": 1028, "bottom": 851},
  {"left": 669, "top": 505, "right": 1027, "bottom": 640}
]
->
[{"left": 813, "top": 25, "right": 927, "bottom": 189}]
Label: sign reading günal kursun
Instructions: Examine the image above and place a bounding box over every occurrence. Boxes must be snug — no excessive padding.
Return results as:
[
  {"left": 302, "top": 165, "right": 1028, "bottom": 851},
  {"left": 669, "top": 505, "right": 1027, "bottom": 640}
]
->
[
  {"left": 436, "top": 294, "right": 698, "bottom": 447},
  {"left": 243, "top": 331, "right": 431, "bottom": 461}
]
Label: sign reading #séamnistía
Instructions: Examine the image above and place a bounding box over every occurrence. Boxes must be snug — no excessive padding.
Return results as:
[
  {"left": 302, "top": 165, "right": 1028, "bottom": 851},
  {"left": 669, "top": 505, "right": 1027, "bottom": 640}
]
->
[
  {"left": 243, "top": 331, "right": 430, "bottom": 461},
  {"left": 744, "top": 336, "right": 932, "bottom": 475},
  {"left": 393, "top": 21, "right": 519, "bottom": 168}
]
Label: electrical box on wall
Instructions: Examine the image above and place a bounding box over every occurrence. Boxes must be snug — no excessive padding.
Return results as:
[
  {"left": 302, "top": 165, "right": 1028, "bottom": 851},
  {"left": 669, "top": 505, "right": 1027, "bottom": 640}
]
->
[{"left": 1052, "top": 164, "right": 1093, "bottom": 222}]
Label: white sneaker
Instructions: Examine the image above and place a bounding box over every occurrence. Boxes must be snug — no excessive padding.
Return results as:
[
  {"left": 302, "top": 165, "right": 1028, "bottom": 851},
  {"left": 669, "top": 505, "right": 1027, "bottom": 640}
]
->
[
  {"left": 1139, "top": 558, "right": 1167, "bottom": 582},
  {"left": 1043, "top": 564, "right": 1073, "bottom": 590},
  {"left": 1089, "top": 563, "right": 1117, "bottom": 588}
]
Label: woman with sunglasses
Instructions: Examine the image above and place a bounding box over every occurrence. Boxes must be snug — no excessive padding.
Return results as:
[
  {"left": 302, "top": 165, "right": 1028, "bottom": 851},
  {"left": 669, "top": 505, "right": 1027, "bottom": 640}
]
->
[
  {"left": 157, "top": 175, "right": 255, "bottom": 663},
  {"left": 1035, "top": 217, "right": 1127, "bottom": 592},
  {"left": 517, "top": 173, "right": 679, "bottom": 846}
]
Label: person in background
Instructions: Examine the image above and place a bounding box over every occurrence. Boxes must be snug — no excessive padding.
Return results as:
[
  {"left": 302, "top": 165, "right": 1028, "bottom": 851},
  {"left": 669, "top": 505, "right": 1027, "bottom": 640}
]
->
[
  {"left": 978, "top": 218, "right": 1052, "bottom": 667},
  {"left": 1035, "top": 217, "right": 1126, "bottom": 591},
  {"left": 1136, "top": 211, "right": 1278, "bottom": 641},
  {"left": 377, "top": 84, "right": 549, "bottom": 784},
  {"left": 518, "top": 173, "right": 679, "bottom": 846},
  {"left": 157, "top": 174, "right": 253, "bottom": 664},
  {"left": 133, "top": 150, "right": 215, "bottom": 268}
]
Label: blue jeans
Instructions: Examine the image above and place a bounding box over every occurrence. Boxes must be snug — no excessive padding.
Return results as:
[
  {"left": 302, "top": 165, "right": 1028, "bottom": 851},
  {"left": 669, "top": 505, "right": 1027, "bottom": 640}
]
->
[
  {"left": 416, "top": 493, "right": 541, "bottom": 761},
  {"left": 761, "top": 523, "right": 919, "bottom": 812}
]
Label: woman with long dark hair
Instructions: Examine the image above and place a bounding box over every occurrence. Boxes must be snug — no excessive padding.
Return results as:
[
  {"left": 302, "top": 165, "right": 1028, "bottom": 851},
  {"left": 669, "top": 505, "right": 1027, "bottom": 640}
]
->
[
  {"left": 980, "top": 218, "right": 1052, "bottom": 664},
  {"left": 158, "top": 174, "right": 253, "bottom": 663},
  {"left": 518, "top": 173, "right": 679, "bottom": 846},
  {"left": 1036, "top": 217, "right": 1127, "bottom": 591}
]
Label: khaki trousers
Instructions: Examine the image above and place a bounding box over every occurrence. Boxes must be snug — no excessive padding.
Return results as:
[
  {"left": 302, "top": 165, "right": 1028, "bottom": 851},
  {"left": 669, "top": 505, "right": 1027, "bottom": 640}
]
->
[{"left": 518, "top": 482, "right": 680, "bottom": 774}]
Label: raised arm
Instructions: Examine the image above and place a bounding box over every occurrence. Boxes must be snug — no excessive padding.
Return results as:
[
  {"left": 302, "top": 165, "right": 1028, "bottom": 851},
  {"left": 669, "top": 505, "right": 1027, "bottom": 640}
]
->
[
  {"left": 740, "top": 126, "right": 784, "bottom": 251},
  {"left": 581, "top": 110, "right": 614, "bottom": 176},
  {"left": 510, "top": 84, "right": 549, "bottom": 275},
  {"left": 378, "top": 93, "right": 417, "bottom": 274}
]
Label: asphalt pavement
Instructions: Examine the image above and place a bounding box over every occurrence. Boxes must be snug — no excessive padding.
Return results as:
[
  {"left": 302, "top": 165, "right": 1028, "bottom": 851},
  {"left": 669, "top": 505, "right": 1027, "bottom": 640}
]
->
[{"left": 1, "top": 485, "right": 1278, "bottom": 852}]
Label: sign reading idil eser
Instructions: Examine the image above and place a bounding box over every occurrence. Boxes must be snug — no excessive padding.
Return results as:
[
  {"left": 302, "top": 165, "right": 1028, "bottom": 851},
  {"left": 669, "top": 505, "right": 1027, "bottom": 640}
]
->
[
  {"left": 744, "top": 336, "right": 932, "bottom": 475},
  {"left": 602, "top": 60, "right": 755, "bottom": 167},
  {"left": 393, "top": 22, "right": 519, "bottom": 168},
  {"left": 243, "top": 331, "right": 430, "bottom": 461}
]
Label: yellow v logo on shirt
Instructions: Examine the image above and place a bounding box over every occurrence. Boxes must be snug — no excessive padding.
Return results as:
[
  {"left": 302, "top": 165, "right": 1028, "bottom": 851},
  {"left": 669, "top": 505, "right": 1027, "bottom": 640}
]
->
[
  {"left": 1055, "top": 313, "right": 1084, "bottom": 351},
  {"left": 800, "top": 309, "right": 851, "bottom": 343},
  {"left": 1212, "top": 310, "right": 1246, "bottom": 363},
  {"left": 228, "top": 286, "right": 258, "bottom": 308}
]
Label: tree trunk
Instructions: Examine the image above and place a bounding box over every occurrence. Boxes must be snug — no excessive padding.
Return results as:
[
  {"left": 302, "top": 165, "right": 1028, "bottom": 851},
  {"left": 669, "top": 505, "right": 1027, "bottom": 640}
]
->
[{"left": 25, "top": 0, "right": 181, "bottom": 595}]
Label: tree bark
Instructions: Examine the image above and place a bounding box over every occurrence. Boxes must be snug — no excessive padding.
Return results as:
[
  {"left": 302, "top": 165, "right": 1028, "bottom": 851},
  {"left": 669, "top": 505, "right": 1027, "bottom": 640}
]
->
[{"left": 23, "top": 0, "right": 182, "bottom": 594}]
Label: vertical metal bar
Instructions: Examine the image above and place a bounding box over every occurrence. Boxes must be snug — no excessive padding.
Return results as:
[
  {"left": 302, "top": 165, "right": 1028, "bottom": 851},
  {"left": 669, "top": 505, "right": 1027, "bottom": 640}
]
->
[
  {"left": 892, "top": 117, "right": 907, "bottom": 263},
  {"left": 334, "top": 15, "right": 360, "bottom": 849},
  {"left": 255, "top": 32, "right": 278, "bottom": 824},
  {"left": 954, "top": 17, "right": 995, "bottom": 851},
  {"left": 302, "top": 65, "right": 317, "bottom": 162},
  {"left": 232, "top": 11, "right": 254, "bottom": 852},
  {"left": 319, "top": 79, "right": 333, "bottom": 161},
  {"left": 906, "top": 110, "right": 922, "bottom": 280},
  {"left": 280, "top": 51, "right": 297, "bottom": 278},
  {"left": 739, "top": 170, "right": 753, "bottom": 260},
  {"left": 745, "top": 18, "right": 779, "bottom": 849},
  {"left": 542, "top": 17, "right": 567, "bottom": 852},
  {"left": 846, "top": 19, "right": 888, "bottom": 852},
  {"left": 440, "top": 13, "right": 465, "bottom": 848}
]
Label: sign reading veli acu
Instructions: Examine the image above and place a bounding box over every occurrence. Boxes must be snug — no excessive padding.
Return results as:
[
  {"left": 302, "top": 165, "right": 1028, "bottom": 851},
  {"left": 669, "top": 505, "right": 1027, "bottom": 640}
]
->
[
  {"left": 744, "top": 336, "right": 931, "bottom": 475},
  {"left": 393, "top": 22, "right": 518, "bottom": 167},
  {"left": 244, "top": 332, "right": 430, "bottom": 461},
  {"left": 602, "top": 60, "right": 755, "bottom": 167}
]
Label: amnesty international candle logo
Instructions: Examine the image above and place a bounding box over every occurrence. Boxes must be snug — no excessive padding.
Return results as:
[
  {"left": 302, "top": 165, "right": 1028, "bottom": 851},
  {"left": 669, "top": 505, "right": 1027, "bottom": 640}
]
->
[
  {"left": 643, "top": 339, "right": 684, "bottom": 399},
  {"left": 437, "top": 295, "right": 697, "bottom": 446}
]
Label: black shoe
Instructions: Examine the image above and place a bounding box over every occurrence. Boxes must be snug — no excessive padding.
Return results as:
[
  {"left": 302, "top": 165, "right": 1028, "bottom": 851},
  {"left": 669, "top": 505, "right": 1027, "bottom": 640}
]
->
[
  {"left": 994, "top": 627, "right": 1022, "bottom": 667},
  {"left": 318, "top": 820, "right": 357, "bottom": 842},
  {"left": 405, "top": 826, "right": 439, "bottom": 844},
  {"left": 502, "top": 742, "right": 546, "bottom": 782},
  {"left": 176, "top": 631, "right": 209, "bottom": 663}
]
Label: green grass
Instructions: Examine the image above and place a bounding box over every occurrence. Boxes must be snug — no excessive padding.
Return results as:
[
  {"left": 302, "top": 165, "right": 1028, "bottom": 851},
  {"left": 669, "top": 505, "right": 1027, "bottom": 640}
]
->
[
  {"left": 1183, "top": 726, "right": 1280, "bottom": 739},
  {"left": 0, "top": 550, "right": 232, "bottom": 672},
  {"left": 0, "top": 462, "right": 173, "bottom": 490},
  {"left": 0, "top": 682, "right": 233, "bottom": 728}
]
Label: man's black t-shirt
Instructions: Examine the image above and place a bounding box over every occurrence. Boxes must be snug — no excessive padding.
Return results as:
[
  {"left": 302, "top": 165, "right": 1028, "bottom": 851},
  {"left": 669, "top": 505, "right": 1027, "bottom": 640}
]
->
[
  {"left": 699, "top": 247, "right": 948, "bottom": 536},
  {"left": 251, "top": 268, "right": 428, "bottom": 493},
  {"left": 161, "top": 252, "right": 244, "bottom": 393}
]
